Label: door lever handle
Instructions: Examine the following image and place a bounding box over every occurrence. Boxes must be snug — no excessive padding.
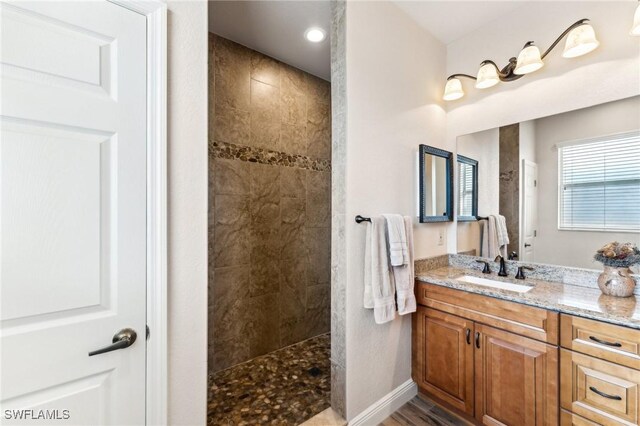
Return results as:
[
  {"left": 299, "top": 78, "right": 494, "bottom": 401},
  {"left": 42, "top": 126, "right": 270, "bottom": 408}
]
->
[{"left": 89, "top": 328, "right": 137, "bottom": 356}]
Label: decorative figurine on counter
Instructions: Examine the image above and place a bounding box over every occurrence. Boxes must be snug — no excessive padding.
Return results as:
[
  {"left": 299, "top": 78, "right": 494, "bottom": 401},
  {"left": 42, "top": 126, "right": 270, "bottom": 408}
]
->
[{"left": 594, "top": 242, "right": 640, "bottom": 297}]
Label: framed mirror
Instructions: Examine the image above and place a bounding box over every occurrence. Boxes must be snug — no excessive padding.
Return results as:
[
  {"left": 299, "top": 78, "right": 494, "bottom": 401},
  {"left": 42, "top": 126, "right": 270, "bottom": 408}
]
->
[
  {"left": 419, "top": 144, "right": 453, "bottom": 223},
  {"left": 457, "top": 155, "right": 478, "bottom": 222}
]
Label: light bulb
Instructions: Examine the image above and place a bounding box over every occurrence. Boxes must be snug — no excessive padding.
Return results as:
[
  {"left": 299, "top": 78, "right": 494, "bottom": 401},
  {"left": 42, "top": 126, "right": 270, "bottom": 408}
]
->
[
  {"left": 514, "top": 44, "right": 544, "bottom": 75},
  {"left": 475, "top": 63, "right": 500, "bottom": 89},
  {"left": 563, "top": 24, "right": 599, "bottom": 58},
  {"left": 443, "top": 78, "right": 464, "bottom": 101}
]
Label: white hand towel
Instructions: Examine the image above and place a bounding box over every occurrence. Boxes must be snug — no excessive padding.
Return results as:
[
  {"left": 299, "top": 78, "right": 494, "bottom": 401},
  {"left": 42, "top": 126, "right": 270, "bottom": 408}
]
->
[
  {"left": 363, "top": 217, "right": 396, "bottom": 324},
  {"left": 495, "top": 214, "right": 509, "bottom": 257},
  {"left": 394, "top": 216, "right": 416, "bottom": 315},
  {"left": 382, "top": 214, "right": 408, "bottom": 266}
]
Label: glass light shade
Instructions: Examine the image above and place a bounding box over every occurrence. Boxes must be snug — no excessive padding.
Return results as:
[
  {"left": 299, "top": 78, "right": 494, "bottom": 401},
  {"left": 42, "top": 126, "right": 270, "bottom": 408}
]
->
[
  {"left": 562, "top": 24, "right": 599, "bottom": 58},
  {"left": 631, "top": 3, "right": 640, "bottom": 36},
  {"left": 514, "top": 44, "right": 544, "bottom": 75},
  {"left": 443, "top": 78, "right": 464, "bottom": 101},
  {"left": 475, "top": 63, "right": 500, "bottom": 89}
]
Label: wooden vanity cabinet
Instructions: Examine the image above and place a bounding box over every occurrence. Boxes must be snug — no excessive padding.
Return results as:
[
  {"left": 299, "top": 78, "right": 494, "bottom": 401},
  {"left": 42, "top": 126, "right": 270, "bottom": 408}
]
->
[
  {"left": 413, "top": 306, "right": 475, "bottom": 416},
  {"left": 475, "top": 324, "right": 558, "bottom": 426},
  {"left": 413, "top": 283, "right": 560, "bottom": 425}
]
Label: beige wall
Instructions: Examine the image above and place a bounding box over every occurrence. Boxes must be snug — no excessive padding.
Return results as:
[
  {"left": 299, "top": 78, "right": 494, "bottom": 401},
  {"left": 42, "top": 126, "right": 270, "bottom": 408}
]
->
[
  {"left": 208, "top": 34, "right": 332, "bottom": 372},
  {"left": 534, "top": 96, "right": 640, "bottom": 269},
  {"left": 342, "top": 1, "right": 447, "bottom": 419},
  {"left": 456, "top": 128, "right": 499, "bottom": 255},
  {"left": 166, "top": 1, "right": 208, "bottom": 424}
]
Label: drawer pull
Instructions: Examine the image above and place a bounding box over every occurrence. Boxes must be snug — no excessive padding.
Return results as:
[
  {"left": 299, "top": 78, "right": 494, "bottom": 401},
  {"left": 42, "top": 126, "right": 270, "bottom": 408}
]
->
[
  {"left": 466, "top": 328, "right": 471, "bottom": 345},
  {"left": 475, "top": 332, "right": 480, "bottom": 349},
  {"left": 589, "top": 386, "right": 622, "bottom": 401},
  {"left": 589, "top": 336, "right": 622, "bottom": 347}
]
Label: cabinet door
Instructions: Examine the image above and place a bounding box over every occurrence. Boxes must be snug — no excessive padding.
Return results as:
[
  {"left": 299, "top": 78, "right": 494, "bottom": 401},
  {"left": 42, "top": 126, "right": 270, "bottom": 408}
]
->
[
  {"left": 475, "top": 324, "right": 559, "bottom": 426},
  {"left": 413, "top": 306, "right": 475, "bottom": 415}
]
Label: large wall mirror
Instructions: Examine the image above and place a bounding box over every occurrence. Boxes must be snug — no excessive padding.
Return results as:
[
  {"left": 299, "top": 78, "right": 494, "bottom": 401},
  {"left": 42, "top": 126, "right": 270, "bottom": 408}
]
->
[
  {"left": 420, "top": 144, "right": 453, "bottom": 223},
  {"left": 456, "top": 95, "right": 640, "bottom": 270}
]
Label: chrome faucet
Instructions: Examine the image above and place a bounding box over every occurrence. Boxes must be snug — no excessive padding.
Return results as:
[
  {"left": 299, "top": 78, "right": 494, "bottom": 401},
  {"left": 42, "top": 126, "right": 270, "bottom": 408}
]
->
[{"left": 494, "top": 255, "right": 508, "bottom": 277}]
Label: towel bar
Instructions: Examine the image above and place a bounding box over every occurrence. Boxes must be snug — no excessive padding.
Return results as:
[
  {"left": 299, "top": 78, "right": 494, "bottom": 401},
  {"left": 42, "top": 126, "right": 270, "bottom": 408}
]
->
[{"left": 355, "top": 215, "right": 371, "bottom": 224}]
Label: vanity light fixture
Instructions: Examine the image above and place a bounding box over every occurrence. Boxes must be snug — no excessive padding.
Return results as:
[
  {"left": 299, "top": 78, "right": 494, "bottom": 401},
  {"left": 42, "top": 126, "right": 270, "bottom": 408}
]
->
[
  {"left": 632, "top": 1, "right": 640, "bottom": 36},
  {"left": 304, "top": 27, "right": 326, "bottom": 43},
  {"left": 443, "top": 19, "right": 599, "bottom": 101}
]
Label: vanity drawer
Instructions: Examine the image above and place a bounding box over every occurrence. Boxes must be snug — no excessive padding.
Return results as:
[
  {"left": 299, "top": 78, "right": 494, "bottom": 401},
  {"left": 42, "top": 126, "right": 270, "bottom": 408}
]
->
[
  {"left": 416, "top": 282, "right": 558, "bottom": 344},
  {"left": 561, "top": 314, "right": 640, "bottom": 370},
  {"left": 560, "top": 410, "right": 600, "bottom": 426},
  {"left": 561, "top": 349, "right": 640, "bottom": 426}
]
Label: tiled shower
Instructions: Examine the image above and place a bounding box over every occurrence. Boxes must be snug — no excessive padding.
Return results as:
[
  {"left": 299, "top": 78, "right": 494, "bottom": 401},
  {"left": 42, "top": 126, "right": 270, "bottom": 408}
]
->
[{"left": 208, "top": 33, "right": 332, "bottom": 423}]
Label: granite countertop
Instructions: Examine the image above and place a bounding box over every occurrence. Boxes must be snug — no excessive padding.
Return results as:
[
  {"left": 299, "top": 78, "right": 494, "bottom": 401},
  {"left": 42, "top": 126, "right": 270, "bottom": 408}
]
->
[{"left": 416, "top": 266, "right": 640, "bottom": 330}]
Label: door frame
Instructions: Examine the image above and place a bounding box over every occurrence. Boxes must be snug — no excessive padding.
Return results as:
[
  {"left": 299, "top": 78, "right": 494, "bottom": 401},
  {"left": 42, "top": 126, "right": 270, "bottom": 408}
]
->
[{"left": 107, "top": 1, "right": 168, "bottom": 424}]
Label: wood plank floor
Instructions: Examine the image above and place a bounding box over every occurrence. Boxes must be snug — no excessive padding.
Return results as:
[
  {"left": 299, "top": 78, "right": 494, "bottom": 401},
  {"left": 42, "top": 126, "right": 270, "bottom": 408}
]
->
[{"left": 379, "top": 395, "right": 472, "bottom": 426}]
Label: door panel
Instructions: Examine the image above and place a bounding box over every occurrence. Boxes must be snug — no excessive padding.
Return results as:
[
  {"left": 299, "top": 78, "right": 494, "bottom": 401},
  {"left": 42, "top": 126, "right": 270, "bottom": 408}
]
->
[
  {"left": 521, "top": 160, "right": 537, "bottom": 262},
  {"left": 414, "top": 307, "right": 475, "bottom": 415},
  {"left": 1, "top": 2, "right": 147, "bottom": 424},
  {"left": 475, "top": 324, "right": 558, "bottom": 426}
]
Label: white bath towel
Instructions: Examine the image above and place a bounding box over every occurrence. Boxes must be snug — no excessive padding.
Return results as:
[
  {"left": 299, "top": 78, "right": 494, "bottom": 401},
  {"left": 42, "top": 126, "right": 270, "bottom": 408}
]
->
[
  {"left": 382, "top": 214, "right": 408, "bottom": 266},
  {"left": 393, "top": 216, "right": 416, "bottom": 315},
  {"left": 363, "top": 217, "right": 396, "bottom": 324},
  {"left": 480, "top": 215, "right": 508, "bottom": 258}
]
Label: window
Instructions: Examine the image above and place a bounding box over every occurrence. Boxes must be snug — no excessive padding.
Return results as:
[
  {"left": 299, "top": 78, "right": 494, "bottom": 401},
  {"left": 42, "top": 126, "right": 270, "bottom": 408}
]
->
[
  {"left": 558, "top": 131, "right": 640, "bottom": 232},
  {"left": 457, "top": 155, "right": 478, "bottom": 221}
]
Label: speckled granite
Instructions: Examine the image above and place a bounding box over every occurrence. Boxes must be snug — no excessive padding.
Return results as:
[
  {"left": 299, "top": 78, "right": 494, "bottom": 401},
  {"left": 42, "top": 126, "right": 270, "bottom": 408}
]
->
[
  {"left": 448, "top": 254, "right": 640, "bottom": 295},
  {"left": 417, "top": 266, "right": 640, "bottom": 330},
  {"left": 208, "top": 333, "right": 330, "bottom": 425},
  {"left": 414, "top": 254, "right": 449, "bottom": 276}
]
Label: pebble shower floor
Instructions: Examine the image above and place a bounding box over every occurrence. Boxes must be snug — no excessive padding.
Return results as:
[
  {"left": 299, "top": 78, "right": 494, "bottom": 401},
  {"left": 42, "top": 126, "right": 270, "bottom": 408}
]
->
[{"left": 207, "top": 333, "right": 331, "bottom": 425}]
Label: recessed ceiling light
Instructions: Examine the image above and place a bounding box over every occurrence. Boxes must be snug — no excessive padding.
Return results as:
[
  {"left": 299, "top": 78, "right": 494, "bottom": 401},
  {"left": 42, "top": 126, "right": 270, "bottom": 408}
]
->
[{"left": 305, "top": 27, "right": 326, "bottom": 43}]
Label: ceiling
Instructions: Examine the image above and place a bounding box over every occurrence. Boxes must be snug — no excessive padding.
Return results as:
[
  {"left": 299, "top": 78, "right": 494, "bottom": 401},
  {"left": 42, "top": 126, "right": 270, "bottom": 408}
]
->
[
  {"left": 208, "top": 1, "right": 532, "bottom": 82},
  {"left": 393, "top": 1, "right": 531, "bottom": 45},
  {"left": 208, "top": 1, "right": 331, "bottom": 80}
]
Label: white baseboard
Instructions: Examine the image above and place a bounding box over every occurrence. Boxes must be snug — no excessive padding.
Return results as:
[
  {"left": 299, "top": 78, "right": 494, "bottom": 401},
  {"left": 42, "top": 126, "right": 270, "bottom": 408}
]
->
[{"left": 348, "top": 379, "right": 417, "bottom": 426}]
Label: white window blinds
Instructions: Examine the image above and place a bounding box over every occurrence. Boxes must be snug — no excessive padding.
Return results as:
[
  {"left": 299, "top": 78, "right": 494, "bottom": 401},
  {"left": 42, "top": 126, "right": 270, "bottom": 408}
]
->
[
  {"left": 558, "top": 131, "right": 640, "bottom": 232},
  {"left": 458, "top": 162, "right": 474, "bottom": 217}
]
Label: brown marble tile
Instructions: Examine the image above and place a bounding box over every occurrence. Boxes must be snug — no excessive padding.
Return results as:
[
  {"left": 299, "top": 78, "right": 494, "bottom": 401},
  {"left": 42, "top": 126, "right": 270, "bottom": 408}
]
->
[
  {"left": 251, "top": 163, "right": 281, "bottom": 229},
  {"left": 306, "top": 170, "right": 331, "bottom": 227},
  {"left": 250, "top": 79, "right": 281, "bottom": 150},
  {"left": 281, "top": 64, "right": 307, "bottom": 96},
  {"left": 214, "top": 104, "right": 250, "bottom": 146},
  {"left": 282, "top": 197, "right": 305, "bottom": 226},
  {"left": 280, "top": 166, "right": 306, "bottom": 199},
  {"left": 214, "top": 195, "right": 250, "bottom": 227},
  {"left": 208, "top": 333, "right": 330, "bottom": 425},
  {"left": 251, "top": 52, "right": 281, "bottom": 87},
  {"left": 280, "top": 224, "right": 306, "bottom": 262},
  {"left": 307, "top": 97, "right": 331, "bottom": 160},
  {"left": 307, "top": 227, "right": 330, "bottom": 286},
  {"left": 214, "top": 36, "right": 251, "bottom": 111},
  {"left": 213, "top": 158, "right": 250, "bottom": 195},
  {"left": 306, "top": 73, "right": 331, "bottom": 104},
  {"left": 248, "top": 293, "right": 280, "bottom": 358},
  {"left": 212, "top": 266, "right": 251, "bottom": 371},
  {"left": 215, "top": 225, "right": 250, "bottom": 268},
  {"left": 208, "top": 157, "right": 216, "bottom": 225},
  {"left": 250, "top": 227, "right": 280, "bottom": 297},
  {"left": 307, "top": 284, "right": 330, "bottom": 338},
  {"left": 280, "top": 122, "right": 307, "bottom": 155}
]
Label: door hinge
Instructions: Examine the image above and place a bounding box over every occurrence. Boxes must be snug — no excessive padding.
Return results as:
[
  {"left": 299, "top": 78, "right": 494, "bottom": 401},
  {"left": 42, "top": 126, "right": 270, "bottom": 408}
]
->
[
  {"left": 146, "top": 325, "right": 150, "bottom": 340},
  {"left": 534, "top": 230, "right": 537, "bottom": 237},
  {"left": 534, "top": 180, "right": 537, "bottom": 187}
]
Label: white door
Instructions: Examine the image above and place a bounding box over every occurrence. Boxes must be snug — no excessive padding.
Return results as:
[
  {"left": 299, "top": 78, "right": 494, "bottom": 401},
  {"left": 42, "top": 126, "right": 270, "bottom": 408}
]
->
[
  {"left": 1, "top": 2, "right": 147, "bottom": 424},
  {"left": 521, "top": 160, "right": 538, "bottom": 262}
]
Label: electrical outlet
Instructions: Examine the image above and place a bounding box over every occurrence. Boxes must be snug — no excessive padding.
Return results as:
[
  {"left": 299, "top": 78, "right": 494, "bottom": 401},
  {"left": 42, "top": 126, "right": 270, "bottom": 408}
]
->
[{"left": 438, "top": 228, "right": 445, "bottom": 246}]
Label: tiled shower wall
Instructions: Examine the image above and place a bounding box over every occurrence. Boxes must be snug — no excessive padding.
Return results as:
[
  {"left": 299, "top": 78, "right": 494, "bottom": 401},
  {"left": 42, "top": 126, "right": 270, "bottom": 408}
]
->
[
  {"left": 499, "top": 124, "right": 520, "bottom": 256},
  {"left": 208, "top": 34, "right": 331, "bottom": 372}
]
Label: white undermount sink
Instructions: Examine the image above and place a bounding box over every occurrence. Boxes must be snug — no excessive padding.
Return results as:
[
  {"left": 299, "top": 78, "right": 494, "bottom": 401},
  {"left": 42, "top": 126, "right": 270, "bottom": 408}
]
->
[{"left": 455, "top": 275, "right": 533, "bottom": 293}]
